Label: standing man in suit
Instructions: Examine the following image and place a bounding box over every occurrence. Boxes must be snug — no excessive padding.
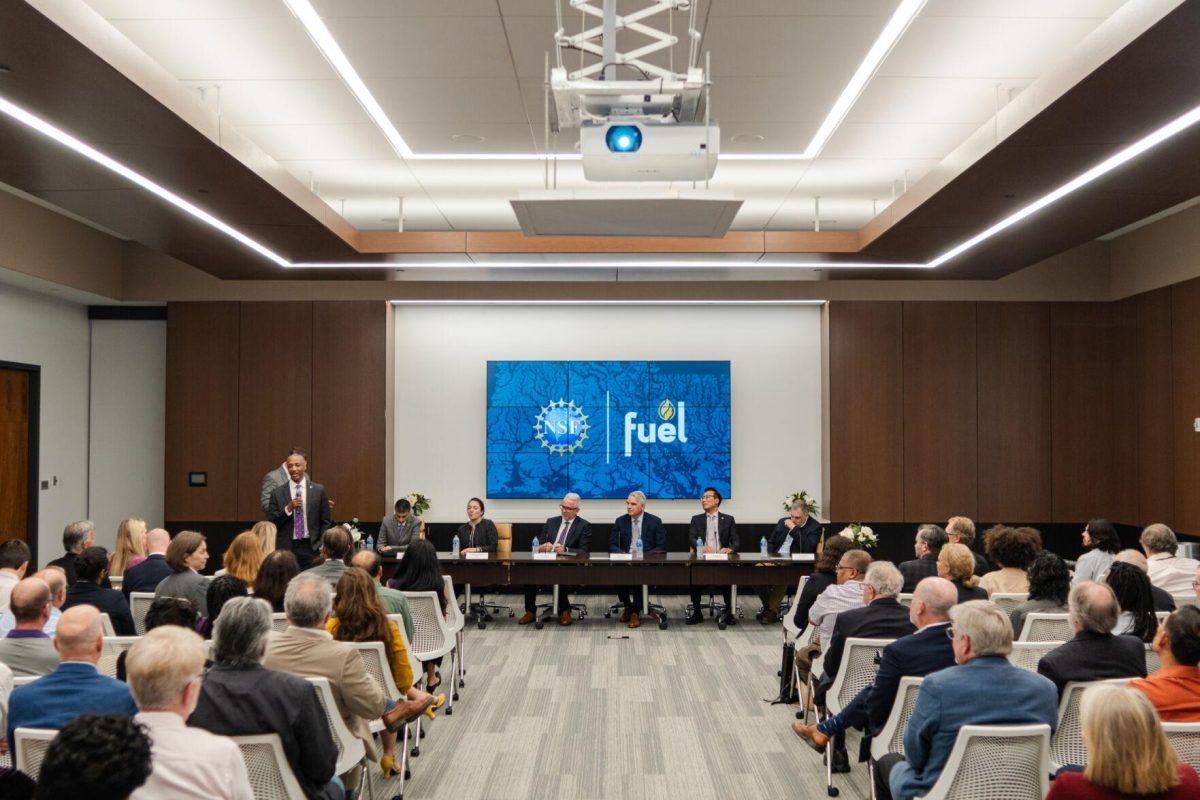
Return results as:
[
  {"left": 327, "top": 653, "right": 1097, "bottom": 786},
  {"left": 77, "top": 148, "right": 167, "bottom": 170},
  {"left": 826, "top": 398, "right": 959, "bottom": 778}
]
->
[
  {"left": 610, "top": 491, "right": 667, "bottom": 630},
  {"left": 378, "top": 498, "right": 421, "bottom": 555},
  {"left": 686, "top": 487, "right": 738, "bottom": 626},
  {"left": 266, "top": 448, "right": 332, "bottom": 570},
  {"left": 898, "top": 524, "right": 948, "bottom": 593},
  {"left": 519, "top": 493, "right": 592, "bottom": 627},
  {"left": 122, "top": 528, "right": 172, "bottom": 599}
]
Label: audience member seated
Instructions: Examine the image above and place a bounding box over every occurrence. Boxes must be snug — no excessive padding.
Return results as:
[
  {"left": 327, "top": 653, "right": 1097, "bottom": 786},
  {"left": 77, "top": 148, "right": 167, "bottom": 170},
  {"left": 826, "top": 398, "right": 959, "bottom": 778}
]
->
[
  {"left": 121, "top": 528, "right": 172, "bottom": 600},
  {"left": 198, "top": 576, "right": 248, "bottom": 639},
  {"left": 1046, "top": 684, "right": 1200, "bottom": 800},
  {"left": 116, "top": 597, "right": 201, "bottom": 682},
  {"left": 34, "top": 714, "right": 152, "bottom": 800},
  {"left": 789, "top": 535, "right": 853, "bottom": 636},
  {"left": 7, "top": 606, "right": 138, "bottom": 751},
  {"left": 1108, "top": 561, "right": 1160, "bottom": 642},
  {"left": 898, "top": 525, "right": 946, "bottom": 594},
  {"left": 47, "top": 520, "right": 95, "bottom": 584},
  {"left": 263, "top": 574, "right": 428, "bottom": 793},
  {"left": 1072, "top": 519, "right": 1119, "bottom": 586},
  {"left": 221, "top": 531, "right": 265, "bottom": 591},
  {"left": 809, "top": 549, "right": 872, "bottom": 645},
  {"left": 1129, "top": 606, "right": 1200, "bottom": 721},
  {"left": 251, "top": 520, "right": 278, "bottom": 556},
  {"left": 1142, "top": 523, "right": 1200, "bottom": 596},
  {"left": 794, "top": 577, "right": 958, "bottom": 764},
  {"left": 125, "top": 626, "right": 252, "bottom": 799},
  {"left": 936, "top": 543, "right": 988, "bottom": 603},
  {"left": 253, "top": 550, "right": 300, "bottom": 613},
  {"left": 979, "top": 525, "right": 1041, "bottom": 594},
  {"left": 154, "top": 531, "right": 211, "bottom": 616},
  {"left": 1112, "top": 548, "right": 1177, "bottom": 611},
  {"left": 0, "top": 578, "right": 60, "bottom": 677},
  {"left": 328, "top": 568, "right": 443, "bottom": 778},
  {"left": 302, "top": 525, "right": 353, "bottom": 587},
  {"left": 110, "top": 517, "right": 148, "bottom": 579},
  {"left": 873, "top": 600, "right": 1058, "bottom": 800},
  {"left": 388, "top": 539, "right": 451, "bottom": 691},
  {"left": 807, "top": 562, "right": 916, "bottom": 772},
  {"left": 1009, "top": 551, "right": 1070, "bottom": 635},
  {"left": 0, "top": 568, "right": 65, "bottom": 639},
  {"left": 1036, "top": 581, "right": 1146, "bottom": 696},
  {"left": 61, "top": 546, "right": 136, "bottom": 636},
  {"left": 945, "top": 516, "right": 988, "bottom": 576},
  {"left": 0, "top": 540, "right": 30, "bottom": 609},
  {"left": 350, "top": 550, "right": 415, "bottom": 642},
  {"left": 189, "top": 597, "right": 343, "bottom": 800}
]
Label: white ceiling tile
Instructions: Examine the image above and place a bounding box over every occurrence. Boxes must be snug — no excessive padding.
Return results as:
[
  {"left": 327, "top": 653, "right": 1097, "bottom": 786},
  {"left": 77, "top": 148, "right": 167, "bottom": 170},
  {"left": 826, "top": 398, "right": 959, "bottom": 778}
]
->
[
  {"left": 707, "top": 1, "right": 892, "bottom": 16},
  {"left": 85, "top": 0, "right": 286, "bottom": 19},
  {"left": 766, "top": 196, "right": 875, "bottom": 230},
  {"left": 710, "top": 77, "right": 830, "bottom": 124},
  {"left": 819, "top": 122, "right": 981, "bottom": 160},
  {"left": 845, "top": 77, "right": 1033, "bottom": 125},
  {"left": 311, "top": 0, "right": 498, "bottom": 17},
  {"left": 237, "top": 123, "right": 397, "bottom": 161},
  {"left": 921, "top": 0, "right": 1127, "bottom": 19},
  {"left": 701, "top": 15, "right": 883, "bottom": 77},
  {"left": 327, "top": 17, "right": 514, "bottom": 78},
  {"left": 367, "top": 78, "right": 531, "bottom": 125},
  {"left": 180, "top": 79, "right": 365, "bottom": 127},
  {"left": 280, "top": 159, "right": 426, "bottom": 195},
  {"left": 396, "top": 124, "right": 541, "bottom": 154}
]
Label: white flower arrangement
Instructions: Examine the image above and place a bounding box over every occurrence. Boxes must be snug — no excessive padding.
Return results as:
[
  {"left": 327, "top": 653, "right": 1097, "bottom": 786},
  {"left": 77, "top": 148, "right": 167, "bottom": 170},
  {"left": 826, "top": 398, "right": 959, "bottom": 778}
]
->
[
  {"left": 783, "top": 490, "right": 820, "bottom": 516},
  {"left": 344, "top": 517, "right": 364, "bottom": 544},
  {"left": 838, "top": 522, "right": 877, "bottom": 549},
  {"left": 406, "top": 492, "right": 431, "bottom": 516}
]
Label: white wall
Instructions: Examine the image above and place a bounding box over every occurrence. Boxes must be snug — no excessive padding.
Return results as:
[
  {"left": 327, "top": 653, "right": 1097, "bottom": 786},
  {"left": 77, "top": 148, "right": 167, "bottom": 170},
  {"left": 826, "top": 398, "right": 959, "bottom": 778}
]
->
[
  {"left": 88, "top": 319, "right": 166, "bottom": 543},
  {"left": 394, "top": 305, "right": 823, "bottom": 524}
]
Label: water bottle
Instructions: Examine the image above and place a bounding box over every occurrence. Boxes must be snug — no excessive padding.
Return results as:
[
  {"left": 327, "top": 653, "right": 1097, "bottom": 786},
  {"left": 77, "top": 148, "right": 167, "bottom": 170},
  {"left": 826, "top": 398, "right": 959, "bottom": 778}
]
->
[
  {"left": 780, "top": 535, "right": 792, "bottom": 556},
  {"left": 531, "top": 535, "right": 540, "bottom": 555},
  {"left": 635, "top": 537, "right": 644, "bottom": 559},
  {"left": 365, "top": 534, "right": 374, "bottom": 553},
  {"left": 695, "top": 537, "right": 704, "bottom": 556},
  {"left": 759, "top": 536, "right": 768, "bottom": 556},
  {"left": 452, "top": 534, "right": 460, "bottom": 557}
]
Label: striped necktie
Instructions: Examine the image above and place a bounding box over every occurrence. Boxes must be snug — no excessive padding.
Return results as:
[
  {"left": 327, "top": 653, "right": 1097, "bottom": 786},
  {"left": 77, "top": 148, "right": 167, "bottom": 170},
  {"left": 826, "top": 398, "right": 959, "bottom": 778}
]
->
[{"left": 293, "top": 486, "right": 306, "bottom": 540}]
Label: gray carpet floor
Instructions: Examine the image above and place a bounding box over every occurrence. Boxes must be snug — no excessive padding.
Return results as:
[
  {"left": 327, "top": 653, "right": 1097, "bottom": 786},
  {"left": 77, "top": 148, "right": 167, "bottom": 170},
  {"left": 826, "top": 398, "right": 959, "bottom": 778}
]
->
[{"left": 368, "top": 594, "right": 871, "bottom": 800}]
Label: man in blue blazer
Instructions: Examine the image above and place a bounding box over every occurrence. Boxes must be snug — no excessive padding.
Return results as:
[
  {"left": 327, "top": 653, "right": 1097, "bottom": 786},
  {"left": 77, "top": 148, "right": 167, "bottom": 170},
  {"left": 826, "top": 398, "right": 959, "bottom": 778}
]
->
[
  {"left": 874, "top": 599, "right": 1058, "bottom": 800},
  {"left": 609, "top": 491, "right": 667, "bottom": 629},
  {"left": 121, "top": 528, "right": 173, "bottom": 600},
  {"left": 7, "top": 605, "right": 138, "bottom": 752}
]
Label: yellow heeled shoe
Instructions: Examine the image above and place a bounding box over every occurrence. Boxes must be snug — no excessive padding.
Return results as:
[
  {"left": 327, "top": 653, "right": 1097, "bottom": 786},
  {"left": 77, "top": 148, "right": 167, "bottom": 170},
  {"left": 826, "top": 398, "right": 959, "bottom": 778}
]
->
[
  {"left": 424, "top": 693, "right": 447, "bottom": 720},
  {"left": 380, "top": 754, "right": 397, "bottom": 779}
]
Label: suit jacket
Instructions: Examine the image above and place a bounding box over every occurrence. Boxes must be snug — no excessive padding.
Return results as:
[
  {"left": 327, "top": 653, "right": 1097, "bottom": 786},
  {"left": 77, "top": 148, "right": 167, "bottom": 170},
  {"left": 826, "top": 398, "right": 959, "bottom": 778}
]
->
[
  {"left": 864, "top": 623, "right": 957, "bottom": 738},
  {"left": 969, "top": 549, "right": 990, "bottom": 577},
  {"left": 303, "top": 560, "right": 348, "bottom": 588},
  {"left": 46, "top": 551, "right": 80, "bottom": 585},
  {"left": 768, "top": 516, "right": 824, "bottom": 553},
  {"left": 952, "top": 580, "right": 989, "bottom": 604},
  {"left": 261, "top": 465, "right": 287, "bottom": 515},
  {"left": 378, "top": 514, "right": 421, "bottom": 552},
  {"left": 898, "top": 554, "right": 940, "bottom": 594},
  {"left": 610, "top": 512, "right": 667, "bottom": 554},
  {"left": 890, "top": 656, "right": 1058, "bottom": 800},
  {"left": 688, "top": 512, "right": 738, "bottom": 552},
  {"left": 540, "top": 516, "right": 591, "bottom": 553},
  {"left": 155, "top": 570, "right": 211, "bottom": 617},
  {"left": 263, "top": 627, "right": 385, "bottom": 757},
  {"left": 7, "top": 661, "right": 138, "bottom": 751},
  {"left": 62, "top": 582, "right": 136, "bottom": 636},
  {"left": 121, "top": 552, "right": 172, "bottom": 599},
  {"left": 190, "top": 663, "right": 340, "bottom": 800},
  {"left": 0, "top": 635, "right": 60, "bottom": 677},
  {"left": 1153, "top": 584, "right": 1178, "bottom": 612},
  {"left": 1036, "top": 629, "right": 1147, "bottom": 696},
  {"left": 821, "top": 597, "right": 916, "bottom": 685},
  {"left": 267, "top": 479, "right": 333, "bottom": 549}
]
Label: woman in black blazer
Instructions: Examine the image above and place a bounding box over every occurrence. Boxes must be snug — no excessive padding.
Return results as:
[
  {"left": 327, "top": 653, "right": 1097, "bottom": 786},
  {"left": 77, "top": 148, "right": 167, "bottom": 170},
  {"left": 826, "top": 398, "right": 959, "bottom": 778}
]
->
[{"left": 457, "top": 497, "right": 498, "bottom": 554}]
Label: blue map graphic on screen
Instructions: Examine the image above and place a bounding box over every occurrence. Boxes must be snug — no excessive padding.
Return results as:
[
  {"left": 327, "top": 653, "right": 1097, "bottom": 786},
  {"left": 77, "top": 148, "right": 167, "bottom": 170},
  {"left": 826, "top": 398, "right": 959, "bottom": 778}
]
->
[{"left": 486, "top": 361, "right": 730, "bottom": 499}]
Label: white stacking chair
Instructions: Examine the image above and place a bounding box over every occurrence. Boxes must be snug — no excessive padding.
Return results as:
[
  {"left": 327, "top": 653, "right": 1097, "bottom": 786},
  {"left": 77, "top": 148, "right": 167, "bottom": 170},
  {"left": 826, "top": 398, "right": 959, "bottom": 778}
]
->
[
  {"left": 270, "top": 612, "right": 289, "bottom": 632},
  {"left": 232, "top": 734, "right": 307, "bottom": 800},
  {"left": 1008, "top": 641, "right": 1063, "bottom": 672},
  {"left": 916, "top": 724, "right": 1051, "bottom": 800},
  {"left": 13, "top": 728, "right": 56, "bottom": 778},
  {"left": 818, "top": 637, "right": 894, "bottom": 796},
  {"left": 305, "top": 677, "right": 371, "bottom": 799},
  {"left": 989, "top": 593, "right": 1028, "bottom": 616},
  {"left": 1146, "top": 643, "right": 1161, "bottom": 673},
  {"left": 129, "top": 592, "right": 156, "bottom": 635},
  {"left": 109, "top": 575, "right": 123, "bottom": 591},
  {"left": 442, "top": 575, "right": 466, "bottom": 696},
  {"left": 1164, "top": 722, "right": 1200, "bottom": 770},
  {"left": 402, "top": 591, "right": 460, "bottom": 716},
  {"left": 896, "top": 593, "right": 914, "bottom": 608},
  {"left": 12, "top": 676, "right": 38, "bottom": 687},
  {"left": 1157, "top": 610, "right": 1171, "bottom": 625},
  {"left": 869, "top": 677, "right": 925, "bottom": 800},
  {"left": 98, "top": 635, "right": 140, "bottom": 678},
  {"left": 1050, "top": 679, "right": 1132, "bottom": 772},
  {"left": 1018, "top": 613, "right": 1073, "bottom": 643},
  {"left": 98, "top": 613, "right": 116, "bottom": 637},
  {"left": 1172, "top": 594, "right": 1197, "bottom": 609},
  {"left": 782, "top": 575, "right": 809, "bottom": 641}
]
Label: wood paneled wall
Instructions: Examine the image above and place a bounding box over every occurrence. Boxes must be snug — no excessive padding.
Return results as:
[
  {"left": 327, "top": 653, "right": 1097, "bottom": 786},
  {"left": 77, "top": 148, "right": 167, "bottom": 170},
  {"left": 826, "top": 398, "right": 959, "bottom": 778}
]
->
[
  {"left": 166, "top": 301, "right": 386, "bottom": 523},
  {"left": 1173, "top": 280, "right": 1200, "bottom": 533}
]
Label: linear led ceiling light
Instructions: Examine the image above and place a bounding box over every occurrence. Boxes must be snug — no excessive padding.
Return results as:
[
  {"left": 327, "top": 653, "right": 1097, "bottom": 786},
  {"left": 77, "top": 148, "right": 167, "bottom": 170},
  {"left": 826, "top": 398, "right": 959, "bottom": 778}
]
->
[
  {"left": 388, "top": 299, "right": 828, "bottom": 306},
  {"left": 291, "top": 259, "right": 927, "bottom": 269}
]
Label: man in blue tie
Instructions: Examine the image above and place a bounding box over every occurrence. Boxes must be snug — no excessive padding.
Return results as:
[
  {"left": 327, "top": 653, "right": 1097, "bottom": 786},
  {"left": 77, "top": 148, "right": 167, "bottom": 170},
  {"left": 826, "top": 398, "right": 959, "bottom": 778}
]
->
[
  {"left": 266, "top": 448, "right": 332, "bottom": 570},
  {"left": 610, "top": 491, "right": 667, "bottom": 629}
]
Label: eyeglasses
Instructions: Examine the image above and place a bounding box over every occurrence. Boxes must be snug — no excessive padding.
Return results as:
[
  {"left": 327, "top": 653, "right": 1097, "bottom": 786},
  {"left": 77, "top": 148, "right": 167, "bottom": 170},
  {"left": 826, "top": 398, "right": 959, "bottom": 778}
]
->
[
  {"left": 560, "top": 505, "right": 579, "bottom": 512},
  {"left": 945, "top": 627, "right": 960, "bottom": 640},
  {"left": 835, "top": 564, "right": 854, "bottom": 572}
]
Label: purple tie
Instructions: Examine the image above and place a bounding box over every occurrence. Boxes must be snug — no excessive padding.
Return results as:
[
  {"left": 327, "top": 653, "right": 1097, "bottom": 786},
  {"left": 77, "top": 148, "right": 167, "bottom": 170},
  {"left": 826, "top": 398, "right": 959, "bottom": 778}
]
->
[
  {"left": 293, "top": 487, "right": 306, "bottom": 540},
  {"left": 556, "top": 520, "right": 570, "bottom": 546}
]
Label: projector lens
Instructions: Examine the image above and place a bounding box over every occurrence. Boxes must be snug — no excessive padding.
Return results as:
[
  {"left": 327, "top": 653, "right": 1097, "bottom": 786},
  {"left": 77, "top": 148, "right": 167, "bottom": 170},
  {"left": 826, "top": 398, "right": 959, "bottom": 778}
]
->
[{"left": 605, "top": 125, "right": 642, "bottom": 153}]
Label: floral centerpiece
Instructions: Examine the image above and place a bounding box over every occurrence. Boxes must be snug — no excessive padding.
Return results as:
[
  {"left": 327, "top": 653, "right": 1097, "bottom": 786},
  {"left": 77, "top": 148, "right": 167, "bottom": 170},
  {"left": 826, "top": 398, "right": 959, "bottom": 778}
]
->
[
  {"left": 406, "top": 492, "right": 431, "bottom": 516},
  {"left": 838, "top": 523, "right": 877, "bottom": 550},
  {"left": 782, "top": 490, "right": 820, "bottom": 517},
  {"left": 344, "top": 517, "right": 364, "bottom": 545}
]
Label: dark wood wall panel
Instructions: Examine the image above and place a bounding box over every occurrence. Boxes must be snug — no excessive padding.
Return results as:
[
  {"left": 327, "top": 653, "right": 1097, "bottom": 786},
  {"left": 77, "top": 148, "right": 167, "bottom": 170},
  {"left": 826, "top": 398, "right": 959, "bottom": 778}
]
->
[
  {"left": 902, "top": 302, "right": 978, "bottom": 521},
  {"left": 1110, "top": 299, "right": 1140, "bottom": 524},
  {"left": 312, "top": 302, "right": 386, "bottom": 520},
  {"left": 235, "top": 302, "right": 313, "bottom": 521},
  {"left": 1173, "top": 279, "right": 1200, "bottom": 533},
  {"left": 1137, "top": 288, "right": 1175, "bottom": 526},
  {"left": 977, "top": 303, "right": 1051, "bottom": 522},
  {"left": 829, "top": 302, "right": 904, "bottom": 521},
  {"left": 165, "top": 303, "right": 239, "bottom": 520}
]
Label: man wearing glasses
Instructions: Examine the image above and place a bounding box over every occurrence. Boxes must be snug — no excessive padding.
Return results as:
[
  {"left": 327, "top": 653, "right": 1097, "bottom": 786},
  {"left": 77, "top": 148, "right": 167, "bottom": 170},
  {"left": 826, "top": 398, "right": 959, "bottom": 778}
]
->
[
  {"left": 808, "top": 550, "right": 872, "bottom": 645},
  {"left": 519, "top": 493, "right": 591, "bottom": 627}
]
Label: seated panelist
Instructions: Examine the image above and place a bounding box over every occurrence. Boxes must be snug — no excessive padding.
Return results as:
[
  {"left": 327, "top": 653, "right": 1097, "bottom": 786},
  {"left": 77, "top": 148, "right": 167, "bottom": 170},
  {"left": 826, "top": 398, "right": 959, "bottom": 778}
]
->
[
  {"left": 519, "top": 493, "right": 591, "bottom": 627},
  {"left": 758, "top": 502, "right": 824, "bottom": 623},
  {"left": 378, "top": 497, "right": 422, "bottom": 554},
  {"left": 609, "top": 491, "right": 667, "bottom": 630},
  {"left": 686, "top": 487, "right": 738, "bottom": 626},
  {"left": 456, "top": 497, "right": 498, "bottom": 554}
]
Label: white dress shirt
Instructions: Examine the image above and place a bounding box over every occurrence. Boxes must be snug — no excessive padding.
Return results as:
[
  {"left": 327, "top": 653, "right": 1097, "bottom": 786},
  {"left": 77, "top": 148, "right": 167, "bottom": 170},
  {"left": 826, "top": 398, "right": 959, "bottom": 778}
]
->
[
  {"left": 1147, "top": 552, "right": 1200, "bottom": 596},
  {"left": 131, "top": 711, "right": 253, "bottom": 800},
  {"left": 286, "top": 477, "right": 307, "bottom": 518},
  {"left": 0, "top": 570, "right": 20, "bottom": 610},
  {"left": 629, "top": 514, "right": 643, "bottom": 554},
  {"left": 705, "top": 512, "right": 719, "bottom": 551},
  {"left": 808, "top": 580, "right": 866, "bottom": 644}
]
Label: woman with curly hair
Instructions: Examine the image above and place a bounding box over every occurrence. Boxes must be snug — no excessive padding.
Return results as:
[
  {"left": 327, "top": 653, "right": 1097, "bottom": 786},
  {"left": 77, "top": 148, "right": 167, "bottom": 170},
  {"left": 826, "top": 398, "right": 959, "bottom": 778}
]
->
[
  {"left": 1108, "top": 561, "right": 1160, "bottom": 642},
  {"left": 1009, "top": 551, "right": 1070, "bottom": 635},
  {"left": 979, "top": 525, "right": 1042, "bottom": 595},
  {"left": 222, "top": 531, "right": 265, "bottom": 590},
  {"left": 937, "top": 543, "right": 988, "bottom": 603}
]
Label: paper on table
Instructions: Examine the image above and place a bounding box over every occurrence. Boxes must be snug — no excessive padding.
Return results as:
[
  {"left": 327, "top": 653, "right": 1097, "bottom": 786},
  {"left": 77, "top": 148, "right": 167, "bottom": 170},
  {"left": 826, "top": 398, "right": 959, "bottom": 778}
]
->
[
  {"left": 703, "top": 553, "right": 729, "bottom": 561},
  {"left": 464, "top": 552, "right": 489, "bottom": 560},
  {"left": 533, "top": 552, "right": 556, "bottom": 560},
  {"left": 791, "top": 553, "right": 815, "bottom": 561},
  {"left": 609, "top": 553, "right": 633, "bottom": 561}
]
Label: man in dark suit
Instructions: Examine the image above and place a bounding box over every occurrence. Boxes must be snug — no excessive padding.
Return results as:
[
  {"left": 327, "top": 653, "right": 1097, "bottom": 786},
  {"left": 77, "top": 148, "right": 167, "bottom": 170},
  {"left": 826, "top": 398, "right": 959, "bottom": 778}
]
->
[
  {"left": 758, "top": 503, "right": 824, "bottom": 623},
  {"left": 1036, "top": 580, "right": 1147, "bottom": 696},
  {"left": 266, "top": 448, "right": 332, "bottom": 570},
  {"left": 946, "top": 516, "right": 989, "bottom": 576},
  {"left": 610, "top": 490, "right": 667, "bottom": 629},
  {"left": 520, "top": 493, "right": 592, "bottom": 627},
  {"left": 686, "top": 487, "right": 738, "bottom": 626},
  {"left": 61, "top": 547, "right": 136, "bottom": 636},
  {"left": 121, "top": 528, "right": 172, "bottom": 600},
  {"left": 898, "top": 524, "right": 948, "bottom": 593},
  {"left": 47, "top": 520, "right": 94, "bottom": 585}
]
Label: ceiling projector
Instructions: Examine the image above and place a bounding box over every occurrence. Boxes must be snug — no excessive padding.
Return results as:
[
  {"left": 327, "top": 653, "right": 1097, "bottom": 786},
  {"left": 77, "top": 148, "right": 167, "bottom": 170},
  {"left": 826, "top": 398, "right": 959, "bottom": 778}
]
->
[{"left": 581, "top": 122, "right": 719, "bottom": 182}]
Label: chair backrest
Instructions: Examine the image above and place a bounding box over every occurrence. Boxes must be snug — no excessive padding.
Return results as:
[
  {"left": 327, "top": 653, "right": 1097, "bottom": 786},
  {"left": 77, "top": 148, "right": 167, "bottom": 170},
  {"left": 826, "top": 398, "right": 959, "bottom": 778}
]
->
[
  {"left": 271, "top": 612, "right": 289, "bottom": 632},
  {"left": 98, "top": 613, "right": 115, "bottom": 637},
  {"left": 1008, "top": 641, "right": 1062, "bottom": 672},
  {"left": 989, "top": 593, "right": 1029, "bottom": 615},
  {"left": 1146, "top": 643, "right": 1161, "bottom": 674},
  {"left": 98, "top": 636, "right": 141, "bottom": 677},
  {"left": 232, "top": 734, "right": 307, "bottom": 800},
  {"left": 351, "top": 641, "right": 402, "bottom": 703},
  {"left": 109, "top": 575, "right": 123, "bottom": 591},
  {"left": 1163, "top": 722, "right": 1200, "bottom": 771},
  {"left": 827, "top": 638, "right": 894, "bottom": 715},
  {"left": 13, "top": 727, "right": 56, "bottom": 778},
  {"left": 897, "top": 593, "right": 913, "bottom": 608},
  {"left": 917, "top": 724, "right": 1050, "bottom": 800},
  {"left": 388, "top": 613, "right": 425, "bottom": 684},
  {"left": 12, "top": 676, "right": 36, "bottom": 687},
  {"left": 1051, "top": 679, "right": 1133, "bottom": 772},
  {"left": 1018, "top": 613, "right": 1073, "bottom": 643},
  {"left": 494, "top": 523, "right": 513, "bottom": 557},
  {"left": 1157, "top": 610, "right": 1171, "bottom": 624},
  {"left": 442, "top": 575, "right": 465, "bottom": 634},
  {"left": 402, "top": 590, "right": 453, "bottom": 659},
  {"left": 305, "top": 677, "right": 366, "bottom": 776},
  {"left": 1172, "top": 594, "right": 1197, "bottom": 609},
  {"left": 782, "top": 575, "right": 808, "bottom": 640},
  {"left": 129, "top": 591, "right": 156, "bottom": 636},
  {"left": 871, "top": 676, "right": 924, "bottom": 762}
]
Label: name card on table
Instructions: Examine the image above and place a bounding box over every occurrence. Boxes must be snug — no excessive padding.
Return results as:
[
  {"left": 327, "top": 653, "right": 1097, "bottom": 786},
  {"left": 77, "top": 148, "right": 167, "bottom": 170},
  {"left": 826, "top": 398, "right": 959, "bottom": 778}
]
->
[
  {"left": 703, "top": 553, "right": 730, "bottom": 561},
  {"left": 533, "top": 552, "right": 557, "bottom": 560},
  {"left": 792, "top": 553, "right": 815, "bottom": 562},
  {"left": 609, "top": 553, "right": 633, "bottom": 561},
  {"left": 464, "top": 552, "right": 489, "bottom": 560}
]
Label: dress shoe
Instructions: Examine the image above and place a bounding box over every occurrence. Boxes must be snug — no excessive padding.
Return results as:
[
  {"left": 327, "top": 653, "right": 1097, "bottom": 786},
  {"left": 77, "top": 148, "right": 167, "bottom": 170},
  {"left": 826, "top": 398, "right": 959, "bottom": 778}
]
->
[
  {"left": 719, "top": 612, "right": 738, "bottom": 626},
  {"left": 628, "top": 611, "right": 641, "bottom": 629},
  {"left": 791, "top": 722, "right": 829, "bottom": 753},
  {"left": 760, "top": 609, "right": 780, "bottom": 625},
  {"left": 830, "top": 747, "right": 851, "bottom": 774},
  {"left": 619, "top": 607, "right": 631, "bottom": 623},
  {"left": 559, "top": 609, "right": 572, "bottom": 626},
  {"left": 685, "top": 611, "right": 704, "bottom": 625},
  {"left": 517, "top": 611, "right": 536, "bottom": 625}
]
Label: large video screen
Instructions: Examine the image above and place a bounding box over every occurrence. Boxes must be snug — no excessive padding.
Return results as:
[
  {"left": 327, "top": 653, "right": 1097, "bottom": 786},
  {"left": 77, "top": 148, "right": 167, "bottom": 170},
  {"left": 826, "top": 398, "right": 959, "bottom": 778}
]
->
[{"left": 486, "top": 361, "right": 731, "bottom": 499}]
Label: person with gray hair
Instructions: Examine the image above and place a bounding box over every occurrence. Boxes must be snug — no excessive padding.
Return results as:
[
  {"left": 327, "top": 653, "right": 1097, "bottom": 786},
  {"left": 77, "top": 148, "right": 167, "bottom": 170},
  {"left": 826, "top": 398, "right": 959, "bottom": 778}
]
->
[
  {"left": 873, "top": 599, "right": 1059, "bottom": 800},
  {"left": 1142, "top": 523, "right": 1200, "bottom": 595},
  {"left": 1034, "top": 581, "right": 1147, "bottom": 697},
  {"left": 126, "top": 626, "right": 252, "bottom": 799},
  {"left": 609, "top": 490, "right": 667, "bottom": 629},
  {"left": 47, "top": 519, "right": 95, "bottom": 584},
  {"left": 898, "top": 524, "right": 948, "bottom": 593},
  {"left": 520, "top": 492, "right": 592, "bottom": 626},
  {"left": 190, "top": 596, "right": 344, "bottom": 800}
]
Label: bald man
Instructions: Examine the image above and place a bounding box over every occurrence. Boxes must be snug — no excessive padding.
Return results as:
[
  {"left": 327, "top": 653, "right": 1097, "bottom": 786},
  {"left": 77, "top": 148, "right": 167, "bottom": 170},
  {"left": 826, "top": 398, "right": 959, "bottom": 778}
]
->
[
  {"left": 7, "top": 605, "right": 137, "bottom": 751},
  {"left": 123, "top": 528, "right": 174, "bottom": 599},
  {"left": 0, "top": 568, "right": 65, "bottom": 638},
  {"left": 0, "top": 578, "right": 59, "bottom": 677}
]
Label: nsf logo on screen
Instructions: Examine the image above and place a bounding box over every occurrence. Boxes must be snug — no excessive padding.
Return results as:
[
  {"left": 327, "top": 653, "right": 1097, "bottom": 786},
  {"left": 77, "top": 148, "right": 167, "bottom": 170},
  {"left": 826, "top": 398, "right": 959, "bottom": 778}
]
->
[{"left": 534, "top": 399, "right": 590, "bottom": 454}]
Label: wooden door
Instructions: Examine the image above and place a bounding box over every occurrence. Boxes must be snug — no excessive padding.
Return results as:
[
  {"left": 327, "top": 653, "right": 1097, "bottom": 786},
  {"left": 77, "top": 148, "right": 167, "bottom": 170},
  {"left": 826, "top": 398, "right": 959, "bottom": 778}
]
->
[{"left": 0, "top": 368, "right": 31, "bottom": 542}]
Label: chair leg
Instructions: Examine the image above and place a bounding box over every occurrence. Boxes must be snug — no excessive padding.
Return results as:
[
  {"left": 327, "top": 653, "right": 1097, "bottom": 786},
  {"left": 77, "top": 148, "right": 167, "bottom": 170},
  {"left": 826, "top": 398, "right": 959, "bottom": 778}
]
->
[
  {"left": 411, "top": 714, "right": 421, "bottom": 757},
  {"left": 361, "top": 759, "right": 376, "bottom": 800}
]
